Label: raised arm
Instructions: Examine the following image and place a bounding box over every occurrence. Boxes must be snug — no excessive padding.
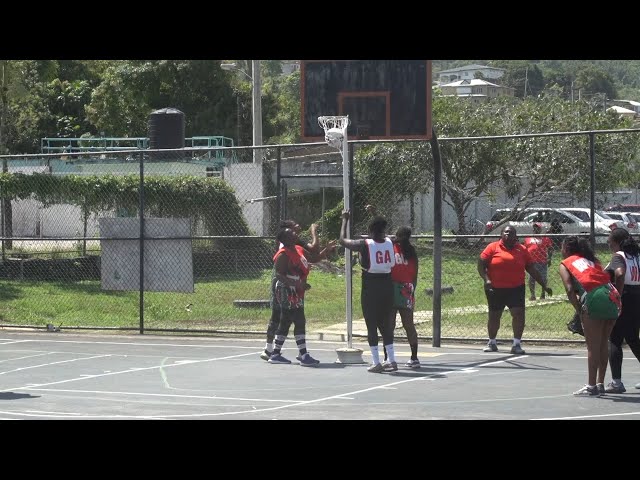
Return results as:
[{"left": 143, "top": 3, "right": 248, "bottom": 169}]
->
[
  {"left": 338, "top": 210, "right": 359, "bottom": 249},
  {"left": 306, "top": 223, "right": 320, "bottom": 254},
  {"left": 305, "top": 240, "right": 336, "bottom": 263}
]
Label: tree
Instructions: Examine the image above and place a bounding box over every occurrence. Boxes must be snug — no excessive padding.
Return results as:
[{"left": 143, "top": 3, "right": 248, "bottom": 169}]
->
[
  {"left": 573, "top": 64, "right": 617, "bottom": 101},
  {"left": 492, "top": 61, "right": 545, "bottom": 98},
  {"left": 86, "top": 61, "right": 238, "bottom": 139}
]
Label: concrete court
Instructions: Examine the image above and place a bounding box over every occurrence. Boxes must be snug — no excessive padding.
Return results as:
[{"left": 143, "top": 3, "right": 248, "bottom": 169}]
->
[{"left": 0, "top": 329, "right": 639, "bottom": 420}]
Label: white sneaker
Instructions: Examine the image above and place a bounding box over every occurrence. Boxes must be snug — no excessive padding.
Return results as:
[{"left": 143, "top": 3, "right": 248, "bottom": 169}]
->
[{"left": 405, "top": 359, "right": 420, "bottom": 368}]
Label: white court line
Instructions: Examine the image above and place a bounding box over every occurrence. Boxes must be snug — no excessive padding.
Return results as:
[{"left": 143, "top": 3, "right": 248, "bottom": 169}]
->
[
  {"left": 534, "top": 410, "right": 640, "bottom": 420},
  {"left": 1, "top": 344, "right": 606, "bottom": 419},
  {"left": 25, "top": 388, "right": 305, "bottom": 404},
  {"left": 0, "top": 355, "right": 111, "bottom": 377},
  {"left": 0, "top": 366, "right": 479, "bottom": 420},
  {"left": 6, "top": 350, "right": 261, "bottom": 392},
  {"left": 0, "top": 353, "right": 53, "bottom": 363}
]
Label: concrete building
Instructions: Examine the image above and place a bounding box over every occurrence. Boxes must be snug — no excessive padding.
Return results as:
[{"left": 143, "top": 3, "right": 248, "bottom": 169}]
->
[
  {"left": 439, "top": 79, "right": 515, "bottom": 103},
  {"left": 436, "top": 64, "right": 505, "bottom": 84}
]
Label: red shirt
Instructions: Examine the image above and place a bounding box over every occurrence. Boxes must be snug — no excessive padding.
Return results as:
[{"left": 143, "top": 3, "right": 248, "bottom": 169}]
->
[
  {"left": 523, "top": 236, "right": 553, "bottom": 263},
  {"left": 391, "top": 242, "right": 417, "bottom": 284},
  {"left": 480, "top": 240, "right": 533, "bottom": 288}
]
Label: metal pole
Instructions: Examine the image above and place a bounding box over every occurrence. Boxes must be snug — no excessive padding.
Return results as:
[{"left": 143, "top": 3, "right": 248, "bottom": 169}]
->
[
  {"left": 342, "top": 130, "right": 352, "bottom": 349},
  {"left": 430, "top": 127, "right": 442, "bottom": 347},
  {"left": 589, "top": 133, "right": 596, "bottom": 249},
  {"left": 236, "top": 93, "right": 241, "bottom": 146},
  {"left": 139, "top": 150, "right": 145, "bottom": 334},
  {"left": 251, "top": 60, "right": 262, "bottom": 164}
]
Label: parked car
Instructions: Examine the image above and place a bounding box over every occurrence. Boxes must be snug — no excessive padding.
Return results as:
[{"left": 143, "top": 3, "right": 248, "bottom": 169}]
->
[
  {"left": 483, "top": 207, "right": 614, "bottom": 243},
  {"left": 557, "top": 208, "right": 624, "bottom": 231},
  {"left": 604, "top": 204, "right": 640, "bottom": 213},
  {"left": 602, "top": 211, "right": 639, "bottom": 235}
]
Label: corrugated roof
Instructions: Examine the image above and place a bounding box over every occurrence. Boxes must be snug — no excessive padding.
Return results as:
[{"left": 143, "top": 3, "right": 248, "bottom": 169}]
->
[
  {"left": 441, "top": 79, "right": 500, "bottom": 87},
  {"left": 437, "top": 64, "right": 505, "bottom": 74}
]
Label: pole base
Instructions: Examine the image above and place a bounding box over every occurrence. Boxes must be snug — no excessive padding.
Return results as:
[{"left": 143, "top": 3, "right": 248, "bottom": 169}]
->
[{"left": 334, "top": 347, "right": 366, "bottom": 364}]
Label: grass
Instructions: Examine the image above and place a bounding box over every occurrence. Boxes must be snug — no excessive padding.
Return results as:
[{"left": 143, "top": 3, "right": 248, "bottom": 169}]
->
[{"left": 0, "top": 244, "right": 585, "bottom": 343}]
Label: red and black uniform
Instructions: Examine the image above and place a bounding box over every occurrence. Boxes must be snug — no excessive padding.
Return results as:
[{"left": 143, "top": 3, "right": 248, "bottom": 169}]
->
[
  {"left": 561, "top": 254, "right": 621, "bottom": 319},
  {"left": 272, "top": 245, "right": 312, "bottom": 357},
  {"left": 391, "top": 242, "right": 417, "bottom": 310},
  {"left": 273, "top": 245, "right": 310, "bottom": 310}
]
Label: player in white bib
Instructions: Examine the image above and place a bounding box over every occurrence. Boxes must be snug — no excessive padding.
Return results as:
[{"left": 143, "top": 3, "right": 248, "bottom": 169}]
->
[
  {"left": 339, "top": 210, "right": 397, "bottom": 373},
  {"left": 604, "top": 228, "right": 640, "bottom": 393}
]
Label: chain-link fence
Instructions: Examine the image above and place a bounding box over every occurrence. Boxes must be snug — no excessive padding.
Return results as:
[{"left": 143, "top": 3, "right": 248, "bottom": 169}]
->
[{"left": 0, "top": 128, "right": 639, "bottom": 344}]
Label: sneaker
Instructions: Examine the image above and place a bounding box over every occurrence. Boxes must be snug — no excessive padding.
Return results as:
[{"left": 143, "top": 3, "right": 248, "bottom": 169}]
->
[
  {"left": 573, "top": 384, "right": 600, "bottom": 396},
  {"left": 260, "top": 350, "right": 272, "bottom": 361},
  {"left": 382, "top": 361, "right": 398, "bottom": 372},
  {"left": 597, "top": 383, "right": 605, "bottom": 396},
  {"left": 268, "top": 353, "right": 291, "bottom": 364},
  {"left": 510, "top": 344, "right": 526, "bottom": 355},
  {"left": 405, "top": 359, "right": 421, "bottom": 369},
  {"left": 604, "top": 382, "right": 626, "bottom": 394},
  {"left": 299, "top": 354, "right": 320, "bottom": 367},
  {"left": 367, "top": 363, "right": 384, "bottom": 373},
  {"left": 483, "top": 342, "right": 498, "bottom": 352},
  {"left": 567, "top": 313, "right": 584, "bottom": 336}
]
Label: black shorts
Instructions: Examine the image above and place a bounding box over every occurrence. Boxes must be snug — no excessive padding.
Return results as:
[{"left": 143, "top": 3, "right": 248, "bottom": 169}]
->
[{"left": 486, "top": 284, "right": 525, "bottom": 312}]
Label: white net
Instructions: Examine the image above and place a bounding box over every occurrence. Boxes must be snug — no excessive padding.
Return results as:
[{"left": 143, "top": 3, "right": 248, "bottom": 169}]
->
[
  {"left": 318, "top": 116, "right": 350, "bottom": 150},
  {"left": 324, "top": 128, "right": 344, "bottom": 150}
]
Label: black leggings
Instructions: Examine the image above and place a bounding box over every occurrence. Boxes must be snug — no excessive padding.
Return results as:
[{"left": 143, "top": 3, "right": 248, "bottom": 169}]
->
[
  {"left": 608, "top": 291, "right": 640, "bottom": 379},
  {"left": 276, "top": 307, "right": 306, "bottom": 337},
  {"left": 266, "top": 306, "right": 279, "bottom": 343},
  {"left": 361, "top": 272, "right": 394, "bottom": 347}
]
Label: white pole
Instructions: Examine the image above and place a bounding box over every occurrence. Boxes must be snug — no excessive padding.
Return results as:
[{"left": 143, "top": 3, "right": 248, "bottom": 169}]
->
[
  {"left": 251, "top": 60, "right": 262, "bottom": 164},
  {"left": 342, "top": 129, "right": 352, "bottom": 349}
]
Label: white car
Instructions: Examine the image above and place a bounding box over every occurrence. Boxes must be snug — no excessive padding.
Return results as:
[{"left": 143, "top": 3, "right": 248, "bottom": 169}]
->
[
  {"left": 602, "top": 211, "right": 639, "bottom": 235},
  {"left": 558, "top": 208, "right": 625, "bottom": 231},
  {"left": 483, "top": 207, "right": 614, "bottom": 243}
]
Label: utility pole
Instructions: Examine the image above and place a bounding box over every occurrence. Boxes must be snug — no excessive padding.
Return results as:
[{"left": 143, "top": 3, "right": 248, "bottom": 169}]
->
[
  {"left": 523, "top": 67, "right": 528, "bottom": 98},
  {"left": 571, "top": 80, "right": 574, "bottom": 103}
]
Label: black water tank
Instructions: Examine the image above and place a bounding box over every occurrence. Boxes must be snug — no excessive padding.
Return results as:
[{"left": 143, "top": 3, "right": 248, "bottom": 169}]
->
[{"left": 148, "top": 108, "right": 185, "bottom": 159}]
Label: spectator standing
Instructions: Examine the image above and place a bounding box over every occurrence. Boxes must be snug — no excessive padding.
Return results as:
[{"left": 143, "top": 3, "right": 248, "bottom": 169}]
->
[
  {"left": 523, "top": 222, "right": 554, "bottom": 301},
  {"left": 477, "top": 226, "right": 552, "bottom": 354}
]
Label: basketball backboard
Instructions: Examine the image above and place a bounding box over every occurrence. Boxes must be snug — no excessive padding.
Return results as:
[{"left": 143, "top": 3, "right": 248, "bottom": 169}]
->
[{"left": 301, "top": 60, "right": 432, "bottom": 141}]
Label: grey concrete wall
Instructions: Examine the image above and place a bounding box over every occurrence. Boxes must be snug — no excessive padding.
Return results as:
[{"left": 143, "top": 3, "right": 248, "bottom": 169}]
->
[{"left": 99, "top": 217, "right": 193, "bottom": 293}]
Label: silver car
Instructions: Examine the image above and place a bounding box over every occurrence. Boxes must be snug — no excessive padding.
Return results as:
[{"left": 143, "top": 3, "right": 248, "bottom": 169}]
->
[
  {"left": 606, "top": 211, "right": 640, "bottom": 235},
  {"left": 558, "top": 208, "right": 625, "bottom": 231},
  {"left": 484, "top": 207, "right": 614, "bottom": 243}
]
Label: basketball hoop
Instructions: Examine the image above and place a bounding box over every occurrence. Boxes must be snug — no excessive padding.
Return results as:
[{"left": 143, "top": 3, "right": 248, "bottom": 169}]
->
[{"left": 318, "top": 116, "right": 350, "bottom": 151}]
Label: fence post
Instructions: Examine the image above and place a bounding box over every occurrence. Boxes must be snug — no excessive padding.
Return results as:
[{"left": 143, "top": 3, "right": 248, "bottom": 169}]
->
[
  {"left": 431, "top": 128, "right": 442, "bottom": 347},
  {"left": 139, "top": 150, "right": 145, "bottom": 334},
  {"left": 589, "top": 132, "right": 596, "bottom": 249}
]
